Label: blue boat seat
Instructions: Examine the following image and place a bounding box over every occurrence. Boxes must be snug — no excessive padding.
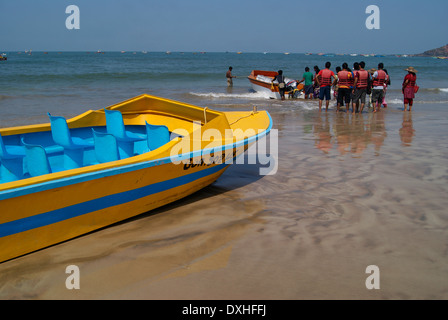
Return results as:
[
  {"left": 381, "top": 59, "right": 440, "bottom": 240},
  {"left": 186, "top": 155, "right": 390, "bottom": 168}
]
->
[
  {"left": 48, "top": 113, "right": 93, "bottom": 149},
  {"left": 104, "top": 109, "right": 146, "bottom": 142},
  {"left": 104, "top": 108, "right": 145, "bottom": 158},
  {"left": 0, "top": 133, "right": 26, "bottom": 159},
  {"left": 21, "top": 139, "right": 52, "bottom": 177},
  {"left": 145, "top": 122, "right": 170, "bottom": 151},
  {"left": 0, "top": 133, "right": 26, "bottom": 182},
  {"left": 92, "top": 129, "right": 119, "bottom": 163},
  {"left": 48, "top": 113, "right": 93, "bottom": 169}
]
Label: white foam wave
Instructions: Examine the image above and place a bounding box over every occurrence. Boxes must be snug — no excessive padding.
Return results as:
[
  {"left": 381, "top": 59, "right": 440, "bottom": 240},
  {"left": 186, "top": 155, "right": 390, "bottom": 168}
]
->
[
  {"left": 388, "top": 99, "right": 403, "bottom": 105},
  {"left": 189, "top": 91, "right": 273, "bottom": 100},
  {"left": 440, "top": 88, "right": 448, "bottom": 93},
  {"left": 388, "top": 98, "right": 448, "bottom": 105}
]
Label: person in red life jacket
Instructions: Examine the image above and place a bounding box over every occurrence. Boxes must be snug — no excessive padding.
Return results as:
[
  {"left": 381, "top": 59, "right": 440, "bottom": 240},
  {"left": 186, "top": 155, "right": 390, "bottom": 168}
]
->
[
  {"left": 382, "top": 68, "right": 391, "bottom": 108},
  {"left": 371, "top": 63, "right": 389, "bottom": 113},
  {"left": 334, "top": 66, "right": 341, "bottom": 101},
  {"left": 402, "top": 67, "right": 418, "bottom": 111},
  {"left": 351, "top": 62, "right": 360, "bottom": 113},
  {"left": 316, "top": 61, "right": 336, "bottom": 112},
  {"left": 352, "top": 62, "right": 370, "bottom": 114},
  {"left": 336, "top": 62, "right": 352, "bottom": 113}
]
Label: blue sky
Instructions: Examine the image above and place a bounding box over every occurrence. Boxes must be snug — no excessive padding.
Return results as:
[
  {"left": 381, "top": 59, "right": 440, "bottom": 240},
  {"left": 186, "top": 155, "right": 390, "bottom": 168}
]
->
[{"left": 1, "top": 0, "right": 447, "bottom": 54}]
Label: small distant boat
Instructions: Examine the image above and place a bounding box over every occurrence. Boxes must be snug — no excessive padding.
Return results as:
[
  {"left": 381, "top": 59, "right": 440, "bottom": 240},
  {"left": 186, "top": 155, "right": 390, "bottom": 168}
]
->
[
  {"left": 0, "top": 94, "right": 272, "bottom": 263},
  {"left": 0, "top": 54, "right": 6, "bottom": 61},
  {"left": 284, "top": 52, "right": 290, "bottom": 55},
  {"left": 237, "top": 51, "right": 242, "bottom": 54},
  {"left": 436, "top": 56, "right": 448, "bottom": 60},
  {"left": 166, "top": 51, "right": 171, "bottom": 54},
  {"left": 248, "top": 70, "right": 304, "bottom": 99}
]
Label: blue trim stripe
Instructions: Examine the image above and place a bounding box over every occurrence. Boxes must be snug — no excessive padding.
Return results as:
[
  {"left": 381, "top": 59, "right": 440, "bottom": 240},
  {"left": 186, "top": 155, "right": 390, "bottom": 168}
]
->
[
  {"left": 0, "top": 163, "right": 227, "bottom": 238},
  {"left": 0, "top": 118, "right": 271, "bottom": 201}
]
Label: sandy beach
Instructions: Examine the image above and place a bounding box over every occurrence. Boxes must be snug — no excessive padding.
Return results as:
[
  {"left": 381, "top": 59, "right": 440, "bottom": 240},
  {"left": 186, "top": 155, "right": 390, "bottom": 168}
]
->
[{"left": 1, "top": 101, "right": 447, "bottom": 300}]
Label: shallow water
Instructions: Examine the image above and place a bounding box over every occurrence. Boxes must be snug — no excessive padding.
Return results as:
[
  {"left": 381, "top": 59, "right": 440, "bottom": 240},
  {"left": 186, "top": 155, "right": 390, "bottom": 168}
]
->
[
  {"left": 1, "top": 103, "right": 448, "bottom": 300},
  {"left": 1, "top": 52, "right": 448, "bottom": 299}
]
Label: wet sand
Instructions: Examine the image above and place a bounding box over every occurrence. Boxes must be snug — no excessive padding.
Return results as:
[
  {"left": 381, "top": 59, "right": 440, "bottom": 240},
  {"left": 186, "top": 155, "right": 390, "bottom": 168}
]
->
[{"left": 1, "top": 103, "right": 448, "bottom": 300}]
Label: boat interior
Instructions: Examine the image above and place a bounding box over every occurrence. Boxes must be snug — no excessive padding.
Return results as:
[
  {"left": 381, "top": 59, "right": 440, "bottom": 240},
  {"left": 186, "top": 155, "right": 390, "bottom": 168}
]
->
[{"left": 0, "top": 108, "right": 173, "bottom": 183}]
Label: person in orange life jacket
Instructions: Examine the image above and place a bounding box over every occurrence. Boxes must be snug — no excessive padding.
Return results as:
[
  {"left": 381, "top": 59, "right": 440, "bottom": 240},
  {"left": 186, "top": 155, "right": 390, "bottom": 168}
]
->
[
  {"left": 371, "top": 63, "right": 389, "bottom": 113},
  {"left": 334, "top": 66, "right": 341, "bottom": 101},
  {"left": 351, "top": 62, "right": 360, "bottom": 113},
  {"left": 352, "top": 61, "right": 370, "bottom": 114},
  {"left": 336, "top": 62, "right": 353, "bottom": 113},
  {"left": 272, "top": 70, "right": 286, "bottom": 100},
  {"left": 316, "top": 61, "right": 336, "bottom": 112},
  {"left": 402, "top": 67, "right": 418, "bottom": 111}
]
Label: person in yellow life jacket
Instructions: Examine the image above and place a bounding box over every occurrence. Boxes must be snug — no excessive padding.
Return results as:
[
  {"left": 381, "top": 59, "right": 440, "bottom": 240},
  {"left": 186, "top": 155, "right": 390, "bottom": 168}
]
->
[
  {"left": 371, "top": 63, "right": 389, "bottom": 113},
  {"left": 316, "top": 61, "right": 336, "bottom": 112},
  {"left": 352, "top": 62, "right": 370, "bottom": 114},
  {"left": 336, "top": 62, "right": 352, "bottom": 113}
]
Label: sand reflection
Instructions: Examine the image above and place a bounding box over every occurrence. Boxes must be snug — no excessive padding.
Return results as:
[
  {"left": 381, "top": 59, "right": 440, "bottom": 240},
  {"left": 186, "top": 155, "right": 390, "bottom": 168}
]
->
[
  {"left": 312, "top": 113, "right": 387, "bottom": 156},
  {"left": 399, "top": 112, "right": 415, "bottom": 146}
]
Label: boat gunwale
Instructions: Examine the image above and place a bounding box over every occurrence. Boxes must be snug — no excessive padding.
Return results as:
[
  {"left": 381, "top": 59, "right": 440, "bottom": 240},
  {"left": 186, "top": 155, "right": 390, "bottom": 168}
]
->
[{"left": 0, "top": 112, "right": 272, "bottom": 199}]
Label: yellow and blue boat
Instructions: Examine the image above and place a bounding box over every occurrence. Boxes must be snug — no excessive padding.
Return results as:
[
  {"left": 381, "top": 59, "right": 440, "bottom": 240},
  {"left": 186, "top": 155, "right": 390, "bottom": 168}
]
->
[{"left": 0, "top": 94, "right": 272, "bottom": 263}]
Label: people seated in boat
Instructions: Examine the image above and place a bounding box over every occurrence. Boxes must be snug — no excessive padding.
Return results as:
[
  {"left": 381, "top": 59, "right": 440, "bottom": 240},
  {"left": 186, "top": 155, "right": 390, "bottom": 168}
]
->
[{"left": 285, "top": 80, "right": 304, "bottom": 99}]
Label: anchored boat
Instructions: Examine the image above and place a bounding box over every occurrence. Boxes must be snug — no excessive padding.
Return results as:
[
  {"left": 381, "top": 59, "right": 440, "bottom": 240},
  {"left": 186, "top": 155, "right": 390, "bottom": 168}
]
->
[
  {"left": 0, "top": 94, "right": 272, "bottom": 263},
  {"left": 248, "top": 70, "right": 304, "bottom": 99}
]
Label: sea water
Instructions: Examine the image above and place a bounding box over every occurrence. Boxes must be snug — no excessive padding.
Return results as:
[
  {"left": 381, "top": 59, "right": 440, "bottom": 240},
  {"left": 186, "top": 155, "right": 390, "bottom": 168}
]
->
[
  {"left": 1, "top": 51, "right": 448, "bottom": 127},
  {"left": 1, "top": 52, "right": 448, "bottom": 299}
]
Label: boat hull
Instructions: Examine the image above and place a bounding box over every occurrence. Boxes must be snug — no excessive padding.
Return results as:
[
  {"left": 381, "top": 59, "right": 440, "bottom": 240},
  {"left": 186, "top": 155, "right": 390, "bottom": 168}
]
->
[
  {"left": 0, "top": 94, "right": 271, "bottom": 263},
  {"left": 0, "top": 154, "right": 236, "bottom": 263},
  {"left": 248, "top": 70, "right": 303, "bottom": 99}
]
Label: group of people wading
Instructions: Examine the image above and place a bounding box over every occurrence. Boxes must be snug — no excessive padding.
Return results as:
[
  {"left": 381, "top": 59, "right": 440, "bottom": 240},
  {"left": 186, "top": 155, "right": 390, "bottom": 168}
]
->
[{"left": 299, "top": 61, "right": 418, "bottom": 113}]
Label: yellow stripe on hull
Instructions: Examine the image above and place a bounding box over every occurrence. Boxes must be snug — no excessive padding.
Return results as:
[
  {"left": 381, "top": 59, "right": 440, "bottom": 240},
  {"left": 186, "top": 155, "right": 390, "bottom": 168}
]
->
[
  {"left": 0, "top": 164, "right": 228, "bottom": 263},
  {"left": 0, "top": 94, "right": 272, "bottom": 263}
]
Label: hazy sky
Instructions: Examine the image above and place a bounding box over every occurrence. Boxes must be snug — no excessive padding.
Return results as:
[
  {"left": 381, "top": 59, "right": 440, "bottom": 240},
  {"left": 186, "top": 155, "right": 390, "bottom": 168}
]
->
[{"left": 1, "top": 0, "right": 447, "bottom": 54}]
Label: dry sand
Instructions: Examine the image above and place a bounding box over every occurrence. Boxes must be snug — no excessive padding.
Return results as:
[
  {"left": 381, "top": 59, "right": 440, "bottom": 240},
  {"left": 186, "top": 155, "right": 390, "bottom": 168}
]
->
[{"left": 1, "top": 104, "right": 448, "bottom": 300}]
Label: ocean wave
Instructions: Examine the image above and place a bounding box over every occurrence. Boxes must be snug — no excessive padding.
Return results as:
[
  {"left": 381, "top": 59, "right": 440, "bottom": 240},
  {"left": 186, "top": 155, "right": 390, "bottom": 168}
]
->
[
  {"left": 188, "top": 91, "right": 273, "bottom": 100},
  {"left": 388, "top": 98, "right": 448, "bottom": 105},
  {"left": 5, "top": 71, "right": 220, "bottom": 83},
  {"left": 415, "top": 88, "right": 448, "bottom": 93}
]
